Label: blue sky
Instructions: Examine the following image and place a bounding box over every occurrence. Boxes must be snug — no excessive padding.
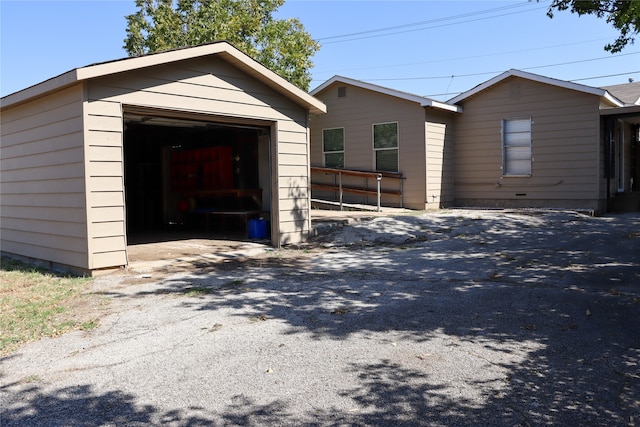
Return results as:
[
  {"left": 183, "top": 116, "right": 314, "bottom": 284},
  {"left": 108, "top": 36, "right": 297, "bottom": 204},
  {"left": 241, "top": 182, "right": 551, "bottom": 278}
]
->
[{"left": 1, "top": 0, "right": 639, "bottom": 100}]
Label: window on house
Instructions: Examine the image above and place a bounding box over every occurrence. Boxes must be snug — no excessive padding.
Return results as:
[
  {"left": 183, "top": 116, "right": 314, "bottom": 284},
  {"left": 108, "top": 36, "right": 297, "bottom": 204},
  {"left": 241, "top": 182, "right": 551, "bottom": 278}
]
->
[
  {"left": 502, "top": 118, "right": 532, "bottom": 176},
  {"left": 323, "top": 128, "right": 344, "bottom": 168},
  {"left": 373, "top": 122, "right": 398, "bottom": 172}
]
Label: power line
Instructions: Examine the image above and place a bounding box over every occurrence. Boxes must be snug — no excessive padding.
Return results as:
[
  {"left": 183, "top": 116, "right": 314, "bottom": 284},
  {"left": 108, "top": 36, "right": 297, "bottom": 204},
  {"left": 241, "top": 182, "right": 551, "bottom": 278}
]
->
[
  {"left": 571, "top": 71, "right": 640, "bottom": 82},
  {"left": 423, "top": 70, "right": 640, "bottom": 98},
  {"left": 319, "top": 3, "right": 549, "bottom": 45},
  {"left": 362, "top": 51, "right": 640, "bottom": 82},
  {"left": 317, "top": 2, "right": 541, "bottom": 42},
  {"left": 313, "top": 37, "right": 615, "bottom": 75}
]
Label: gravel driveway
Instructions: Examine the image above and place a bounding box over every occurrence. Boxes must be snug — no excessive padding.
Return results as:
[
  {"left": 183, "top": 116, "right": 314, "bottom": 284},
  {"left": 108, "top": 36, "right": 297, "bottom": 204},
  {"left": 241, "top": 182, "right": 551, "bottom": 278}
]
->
[{"left": 1, "top": 209, "right": 639, "bottom": 426}]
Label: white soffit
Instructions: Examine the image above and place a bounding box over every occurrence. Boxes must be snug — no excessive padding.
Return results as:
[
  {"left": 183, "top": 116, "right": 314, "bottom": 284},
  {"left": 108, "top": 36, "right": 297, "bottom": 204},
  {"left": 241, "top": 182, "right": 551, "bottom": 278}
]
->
[
  {"left": 311, "top": 75, "right": 462, "bottom": 113},
  {"left": 448, "top": 69, "right": 623, "bottom": 107}
]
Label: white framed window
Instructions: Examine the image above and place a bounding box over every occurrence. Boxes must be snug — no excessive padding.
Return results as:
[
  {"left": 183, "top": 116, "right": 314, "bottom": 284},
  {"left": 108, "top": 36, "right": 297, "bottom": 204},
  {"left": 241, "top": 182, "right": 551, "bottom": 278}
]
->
[
  {"left": 373, "top": 122, "right": 398, "bottom": 172},
  {"left": 502, "top": 118, "right": 532, "bottom": 176},
  {"left": 323, "top": 128, "right": 344, "bottom": 168}
]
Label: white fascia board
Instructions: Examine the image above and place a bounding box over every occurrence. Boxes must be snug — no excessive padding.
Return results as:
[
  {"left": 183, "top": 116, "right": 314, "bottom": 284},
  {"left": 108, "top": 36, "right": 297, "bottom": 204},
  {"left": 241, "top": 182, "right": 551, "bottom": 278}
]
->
[
  {"left": 311, "top": 75, "right": 461, "bottom": 113},
  {"left": 425, "top": 99, "right": 462, "bottom": 113},
  {"left": 75, "top": 44, "right": 228, "bottom": 81},
  {"left": 1, "top": 69, "right": 80, "bottom": 109},
  {"left": 448, "top": 69, "right": 624, "bottom": 107},
  {"left": 447, "top": 71, "right": 512, "bottom": 104},
  {"left": 79, "top": 42, "right": 326, "bottom": 114},
  {"left": 2, "top": 41, "right": 327, "bottom": 114},
  {"left": 601, "top": 91, "right": 625, "bottom": 107}
]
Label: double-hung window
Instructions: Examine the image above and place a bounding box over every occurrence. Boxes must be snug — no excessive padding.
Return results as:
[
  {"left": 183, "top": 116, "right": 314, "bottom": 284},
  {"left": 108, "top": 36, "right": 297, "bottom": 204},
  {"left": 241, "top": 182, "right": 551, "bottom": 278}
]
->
[
  {"left": 373, "top": 122, "right": 398, "bottom": 172},
  {"left": 502, "top": 118, "right": 532, "bottom": 176},
  {"left": 323, "top": 128, "right": 344, "bottom": 168}
]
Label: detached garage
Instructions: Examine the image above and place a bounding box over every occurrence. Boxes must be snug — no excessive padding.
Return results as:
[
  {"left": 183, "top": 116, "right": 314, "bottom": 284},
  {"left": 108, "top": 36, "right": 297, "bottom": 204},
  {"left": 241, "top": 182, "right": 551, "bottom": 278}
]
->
[{"left": 1, "top": 41, "right": 326, "bottom": 275}]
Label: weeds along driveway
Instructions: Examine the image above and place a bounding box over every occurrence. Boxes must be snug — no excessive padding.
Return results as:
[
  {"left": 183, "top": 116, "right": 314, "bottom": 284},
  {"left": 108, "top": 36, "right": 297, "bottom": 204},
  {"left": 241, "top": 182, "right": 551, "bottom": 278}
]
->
[{"left": 1, "top": 210, "right": 639, "bottom": 426}]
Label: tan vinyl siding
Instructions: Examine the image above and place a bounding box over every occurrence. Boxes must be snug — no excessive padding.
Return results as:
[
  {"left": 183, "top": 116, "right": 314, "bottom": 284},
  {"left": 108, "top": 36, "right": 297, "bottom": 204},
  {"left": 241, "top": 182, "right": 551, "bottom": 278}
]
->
[
  {"left": 87, "top": 56, "right": 311, "bottom": 246},
  {"left": 0, "top": 85, "right": 89, "bottom": 270},
  {"left": 83, "top": 98, "right": 126, "bottom": 269},
  {"left": 453, "top": 77, "right": 602, "bottom": 211},
  {"left": 425, "top": 109, "right": 455, "bottom": 208},
  {"left": 310, "top": 84, "right": 425, "bottom": 209}
]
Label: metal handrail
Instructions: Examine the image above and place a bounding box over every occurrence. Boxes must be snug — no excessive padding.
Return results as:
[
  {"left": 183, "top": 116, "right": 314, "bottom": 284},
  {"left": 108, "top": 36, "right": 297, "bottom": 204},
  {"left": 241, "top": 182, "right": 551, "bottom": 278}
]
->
[{"left": 310, "top": 167, "right": 404, "bottom": 211}]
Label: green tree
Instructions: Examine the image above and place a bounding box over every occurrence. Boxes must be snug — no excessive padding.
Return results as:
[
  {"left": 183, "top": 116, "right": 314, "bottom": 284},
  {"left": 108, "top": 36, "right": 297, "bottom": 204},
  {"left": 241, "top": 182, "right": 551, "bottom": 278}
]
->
[
  {"left": 124, "top": 0, "right": 319, "bottom": 90},
  {"left": 546, "top": 0, "right": 640, "bottom": 52}
]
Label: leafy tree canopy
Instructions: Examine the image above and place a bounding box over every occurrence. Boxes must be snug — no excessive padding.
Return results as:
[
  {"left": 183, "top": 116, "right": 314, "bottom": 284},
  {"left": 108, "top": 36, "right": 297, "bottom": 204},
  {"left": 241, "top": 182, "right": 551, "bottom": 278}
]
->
[
  {"left": 124, "top": 0, "right": 319, "bottom": 90},
  {"left": 546, "top": 0, "right": 640, "bottom": 52}
]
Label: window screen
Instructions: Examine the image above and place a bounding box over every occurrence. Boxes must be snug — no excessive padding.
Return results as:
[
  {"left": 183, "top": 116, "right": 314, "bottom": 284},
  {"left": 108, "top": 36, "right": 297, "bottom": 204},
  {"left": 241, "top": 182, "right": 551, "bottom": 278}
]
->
[{"left": 502, "top": 118, "right": 531, "bottom": 176}]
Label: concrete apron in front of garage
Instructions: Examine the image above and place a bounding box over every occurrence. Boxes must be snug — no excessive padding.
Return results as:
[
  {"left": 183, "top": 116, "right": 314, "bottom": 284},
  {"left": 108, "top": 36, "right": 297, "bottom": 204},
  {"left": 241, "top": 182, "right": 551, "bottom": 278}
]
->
[{"left": 125, "top": 207, "right": 407, "bottom": 274}]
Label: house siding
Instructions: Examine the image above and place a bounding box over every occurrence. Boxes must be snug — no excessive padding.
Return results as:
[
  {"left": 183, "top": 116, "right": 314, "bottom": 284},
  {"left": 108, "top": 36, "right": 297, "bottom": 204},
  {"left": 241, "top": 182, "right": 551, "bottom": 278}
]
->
[
  {"left": 453, "top": 77, "right": 603, "bottom": 211},
  {"left": 83, "top": 98, "right": 127, "bottom": 269},
  {"left": 425, "top": 109, "right": 455, "bottom": 208},
  {"left": 87, "top": 56, "right": 311, "bottom": 248},
  {"left": 0, "top": 85, "right": 89, "bottom": 271},
  {"left": 310, "top": 83, "right": 426, "bottom": 209}
]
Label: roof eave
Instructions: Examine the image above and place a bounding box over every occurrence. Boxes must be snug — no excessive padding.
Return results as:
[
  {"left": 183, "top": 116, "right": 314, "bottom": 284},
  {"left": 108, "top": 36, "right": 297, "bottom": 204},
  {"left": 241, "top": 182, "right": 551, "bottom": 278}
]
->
[
  {"left": 447, "top": 69, "right": 625, "bottom": 107},
  {"left": 312, "top": 75, "right": 461, "bottom": 113},
  {"left": 422, "top": 99, "right": 462, "bottom": 113},
  {"left": 602, "top": 91, "right": 624, "bottom": 107},
  {"left": 1, "top": 69, "right": 80, "bottom": 109},
  {"left": 2, "top": 42, "right": 326, "bottom": 115}
]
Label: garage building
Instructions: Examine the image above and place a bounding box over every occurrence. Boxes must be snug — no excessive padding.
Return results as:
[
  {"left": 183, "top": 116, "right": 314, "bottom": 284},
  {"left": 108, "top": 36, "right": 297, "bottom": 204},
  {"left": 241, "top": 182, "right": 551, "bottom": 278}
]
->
[{"left": 1, "top": 42, "right": 326, "bottom": 275}]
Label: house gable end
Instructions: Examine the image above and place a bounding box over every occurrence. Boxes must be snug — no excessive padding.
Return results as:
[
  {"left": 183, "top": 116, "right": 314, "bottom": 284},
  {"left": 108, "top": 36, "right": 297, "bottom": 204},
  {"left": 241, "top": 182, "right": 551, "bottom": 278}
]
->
[
  {"left": 312, "top": 76, "right": 461, "bottom": 113},
  {"left": 449, "top": 69, "right": 622, "bottom": 108}
]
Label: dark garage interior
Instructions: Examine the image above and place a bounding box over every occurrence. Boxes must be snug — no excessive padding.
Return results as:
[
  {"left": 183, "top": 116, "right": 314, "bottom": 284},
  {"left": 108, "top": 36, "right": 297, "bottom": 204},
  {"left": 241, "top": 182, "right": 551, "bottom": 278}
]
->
[{"left": 123, "top": 114, "right": 271, "bottom": 244}]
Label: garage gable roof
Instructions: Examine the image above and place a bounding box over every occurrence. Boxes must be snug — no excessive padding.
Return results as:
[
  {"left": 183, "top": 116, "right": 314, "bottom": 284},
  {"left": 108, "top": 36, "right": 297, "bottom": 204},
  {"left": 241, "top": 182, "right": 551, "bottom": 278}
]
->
[
  {"left": 1, "top": 41, "right": 326, "bottom": 115},
  {"left": 311, "top": 75, "right": 462, "bottom": 113},
  {"left": 448, "top": 69, "right": 623, "bottom": 108}
]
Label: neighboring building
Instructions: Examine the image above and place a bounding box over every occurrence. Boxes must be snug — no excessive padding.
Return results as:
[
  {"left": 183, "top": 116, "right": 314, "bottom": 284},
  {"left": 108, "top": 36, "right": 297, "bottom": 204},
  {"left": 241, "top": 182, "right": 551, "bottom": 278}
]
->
[
  {"left": 309, "top": 76, "right": 461, "bottom": 210},
  {"left": 1, "top": 41, "right": 326, "bottom": 275},
  {"left": 600, "top": 81, "right": 640, "bottom": 211},
  {"left": 310, "top": 70, "right": 640, "bottom": 214},
  {"left": 449, "top": 69, "right": 638, "bottom": 213}
]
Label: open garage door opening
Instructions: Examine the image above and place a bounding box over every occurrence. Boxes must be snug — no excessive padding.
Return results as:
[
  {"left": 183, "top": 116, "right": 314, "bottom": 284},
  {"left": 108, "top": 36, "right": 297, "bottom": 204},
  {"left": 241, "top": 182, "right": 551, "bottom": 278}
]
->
[{"left": 123, "top": 111, "right": 272, "bottom": 245}]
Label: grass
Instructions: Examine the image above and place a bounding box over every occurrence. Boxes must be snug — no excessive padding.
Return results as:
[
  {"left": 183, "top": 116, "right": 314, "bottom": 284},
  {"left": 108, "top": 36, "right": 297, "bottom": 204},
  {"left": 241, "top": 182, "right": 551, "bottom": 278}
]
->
[{"left": 0, "top": 257, "right": 97, "bottom": 355}]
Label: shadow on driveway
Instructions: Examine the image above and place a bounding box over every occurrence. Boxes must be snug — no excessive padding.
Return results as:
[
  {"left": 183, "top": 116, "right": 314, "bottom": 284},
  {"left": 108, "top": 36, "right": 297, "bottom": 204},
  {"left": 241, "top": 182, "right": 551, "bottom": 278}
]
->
[{"left": 2, "top": 210, "right": 639, "bottom": 426}]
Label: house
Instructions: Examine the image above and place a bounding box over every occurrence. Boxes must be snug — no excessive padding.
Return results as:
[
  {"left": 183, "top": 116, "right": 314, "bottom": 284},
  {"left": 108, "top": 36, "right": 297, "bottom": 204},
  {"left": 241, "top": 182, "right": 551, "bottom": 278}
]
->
[
  {"left": 310, "top": 70, "right": 640, "bottom": 214},
  {"left": 599, "top": 81, "right": 640, "bottom": 211},
  {"left": 0, "top": 41, "right": 326, "bottom": 275},
  {"left": 449, "top": 69, "right": 638, "bottom": 213},
  {"left": 309, "top": 76, "right": 461, "bottom": 210}
]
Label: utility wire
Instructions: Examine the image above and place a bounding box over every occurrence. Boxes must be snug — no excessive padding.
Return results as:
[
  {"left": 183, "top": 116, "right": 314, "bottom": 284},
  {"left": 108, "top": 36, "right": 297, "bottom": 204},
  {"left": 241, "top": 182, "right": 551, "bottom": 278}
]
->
[
  {"left": 320, "top": 4, "right": 548, "bottom": 45},
  {"left": 317, "top": 2, "right": 542, "bottom": 42},
  {"left": 362, "top": 51, "right": 640, "bottom": 82},
  {"left": 424, "top": 70, "right": 640, "bottom": 98},
  {"left": 571, "top": 71, "right": 640, "bottom": 82},
  {"left": 313, "top": 37, "right": 615, "bottom": 75}
]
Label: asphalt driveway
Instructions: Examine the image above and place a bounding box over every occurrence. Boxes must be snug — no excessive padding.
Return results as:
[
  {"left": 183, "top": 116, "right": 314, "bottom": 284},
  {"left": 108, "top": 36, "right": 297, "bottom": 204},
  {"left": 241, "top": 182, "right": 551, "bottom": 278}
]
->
[{"left": 1, "top": 209, "right": 639, "bottom": 426}]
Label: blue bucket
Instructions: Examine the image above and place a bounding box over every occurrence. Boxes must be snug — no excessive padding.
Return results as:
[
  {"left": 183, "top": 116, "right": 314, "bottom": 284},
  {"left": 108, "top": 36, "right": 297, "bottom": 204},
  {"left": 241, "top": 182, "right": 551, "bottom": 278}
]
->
[{"left": 248, "top": 218, "right": 268, "bottom": 239}]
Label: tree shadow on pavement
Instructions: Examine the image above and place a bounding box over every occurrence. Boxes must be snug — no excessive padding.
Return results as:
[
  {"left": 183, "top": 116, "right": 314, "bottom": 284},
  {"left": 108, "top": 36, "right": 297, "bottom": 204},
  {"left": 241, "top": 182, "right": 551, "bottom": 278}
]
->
[
  {"left": 172, "top": 211, "right": 637, "bottom": 424},
  {"left": 8, "top": 211, "right": 637, "bottom": 426},
  {"left": 1, "top": 382, "right": 295, "bottom": 427},
  {"left": 1, "top": 384, "right": 158, "bottom": 426}
]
